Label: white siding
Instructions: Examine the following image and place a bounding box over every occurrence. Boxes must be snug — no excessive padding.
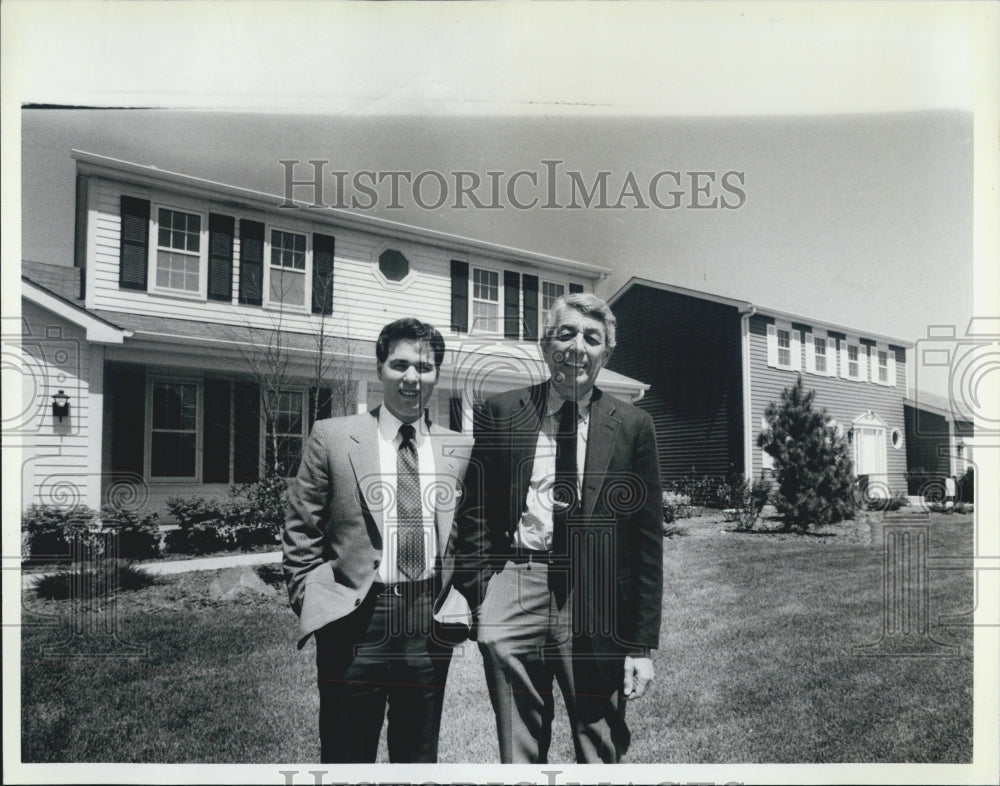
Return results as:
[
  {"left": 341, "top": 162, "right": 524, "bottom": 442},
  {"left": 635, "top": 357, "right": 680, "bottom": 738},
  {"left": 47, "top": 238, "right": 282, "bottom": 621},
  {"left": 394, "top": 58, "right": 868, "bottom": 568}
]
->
[
  {"left": 87, "top": 175, "right": 587, "bottom": 344},
  {"left": 18, "top": 301, "right": 98, "bottom": 510}
]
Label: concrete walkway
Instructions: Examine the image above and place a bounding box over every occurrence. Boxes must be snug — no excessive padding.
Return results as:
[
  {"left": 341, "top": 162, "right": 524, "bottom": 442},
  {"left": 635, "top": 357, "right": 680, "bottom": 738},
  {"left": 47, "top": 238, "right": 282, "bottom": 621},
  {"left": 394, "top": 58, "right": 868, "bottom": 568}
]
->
[{"left": 23, "top": 550, "right": 281, "bottom": 586}]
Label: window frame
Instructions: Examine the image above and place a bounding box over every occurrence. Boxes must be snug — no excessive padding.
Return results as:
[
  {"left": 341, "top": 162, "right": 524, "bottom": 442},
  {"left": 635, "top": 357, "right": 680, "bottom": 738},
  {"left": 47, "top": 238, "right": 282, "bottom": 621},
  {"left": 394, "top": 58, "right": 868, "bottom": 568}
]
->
[
  {"left": 470, "top": 266, "right": 502, "bottom": 335},
  {"left": 540, "top": 279, "right": 566, "bottom": 337},
  {"left": 840, "top": 338, "right": 868, "bottom": 382},
  {"left": 804, "top": 330, "right": 837, "bottom": 377},
  {"left": 264, "top": 224, "right": 311, "bottom": 311},
  {"left": 147, "top": 203, "right": 209, "bottom": 300},
  {"left": 263, "top": 388, "right": 308, "bottom": 478},
  {"left": 145, "top": 376, "right": 203, "bottom": 482},
  {"left": 766, "top": 320, "right": 801, "bottom": 371}
]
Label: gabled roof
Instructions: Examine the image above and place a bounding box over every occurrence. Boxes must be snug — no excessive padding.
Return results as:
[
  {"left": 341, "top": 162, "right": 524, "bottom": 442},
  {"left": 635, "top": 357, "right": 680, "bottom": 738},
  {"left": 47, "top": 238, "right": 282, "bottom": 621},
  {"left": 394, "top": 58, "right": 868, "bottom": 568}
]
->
[
  {"left": 610, "top": 276, "right": 913, "bottom": 348},
  {"left": 904, "top": 388, "right": 973, "bottom": 425},
  {"left": 72, "top": 150, "right": 611, "bottom": 280},
  {"left": 22, "top": 277, "right": 130, "bottom": 344}
]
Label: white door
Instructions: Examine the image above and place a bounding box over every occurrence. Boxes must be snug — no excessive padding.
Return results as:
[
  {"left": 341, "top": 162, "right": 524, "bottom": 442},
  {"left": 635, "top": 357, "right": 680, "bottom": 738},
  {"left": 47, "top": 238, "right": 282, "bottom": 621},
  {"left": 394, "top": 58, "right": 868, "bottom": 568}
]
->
[{"left": 855, "top": 424, "right": 887, "bottom": 495}]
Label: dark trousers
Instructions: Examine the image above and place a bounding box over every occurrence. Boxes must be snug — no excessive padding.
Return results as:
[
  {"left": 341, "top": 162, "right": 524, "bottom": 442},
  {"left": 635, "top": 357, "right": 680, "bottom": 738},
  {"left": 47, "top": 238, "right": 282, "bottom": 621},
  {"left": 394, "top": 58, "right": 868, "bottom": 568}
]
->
[
  {"left": 314, "top": 580, "right": 451, "bottom": 763},
  {"left": 476, "top": 558, "right": 629, "bottom": 763}
]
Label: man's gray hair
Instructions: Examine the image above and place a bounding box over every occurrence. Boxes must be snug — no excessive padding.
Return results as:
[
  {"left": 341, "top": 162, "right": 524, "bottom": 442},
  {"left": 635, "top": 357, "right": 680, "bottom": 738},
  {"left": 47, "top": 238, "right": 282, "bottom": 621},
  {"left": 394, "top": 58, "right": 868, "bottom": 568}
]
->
[{"left": 541, "top": 292, "right": 617, "bottom": 351}]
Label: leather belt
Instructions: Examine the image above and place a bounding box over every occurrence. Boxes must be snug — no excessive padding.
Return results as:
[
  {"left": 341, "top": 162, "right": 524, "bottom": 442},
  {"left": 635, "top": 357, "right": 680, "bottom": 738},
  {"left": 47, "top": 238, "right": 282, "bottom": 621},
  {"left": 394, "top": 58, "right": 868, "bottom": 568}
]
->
[
  {"left": 372, "top": 577, "right": 435, "bottom": 597},
  {"left": 511, "top": 547, "right": 555, "bottom": 564}
]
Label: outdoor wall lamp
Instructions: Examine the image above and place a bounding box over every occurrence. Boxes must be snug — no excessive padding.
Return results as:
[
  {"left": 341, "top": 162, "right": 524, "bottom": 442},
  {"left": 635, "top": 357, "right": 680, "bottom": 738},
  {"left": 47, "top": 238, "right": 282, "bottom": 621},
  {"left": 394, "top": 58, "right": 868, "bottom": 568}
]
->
[{"left": 52, "top": 390, "right": 70, "bottom": 423}]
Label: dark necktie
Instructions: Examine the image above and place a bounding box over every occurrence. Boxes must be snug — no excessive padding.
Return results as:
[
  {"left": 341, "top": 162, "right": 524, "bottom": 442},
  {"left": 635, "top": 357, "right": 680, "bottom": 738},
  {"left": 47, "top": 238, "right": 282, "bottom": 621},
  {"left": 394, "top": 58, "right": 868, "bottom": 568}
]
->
[
  {"left": 396, "top": 423, "right": 424, "bottom": 580},
  {"left": 552, "top": 399, "right": 579, "bottom": 556}
]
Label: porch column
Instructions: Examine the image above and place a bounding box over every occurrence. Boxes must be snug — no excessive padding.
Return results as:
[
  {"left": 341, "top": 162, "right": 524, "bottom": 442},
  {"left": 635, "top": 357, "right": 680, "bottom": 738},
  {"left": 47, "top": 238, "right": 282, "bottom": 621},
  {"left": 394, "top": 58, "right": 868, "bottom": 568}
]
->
[
  {"left": 355, "top": 378, "right": 368, "bottom": 414},
  {"left": 87, "top": 346, "right": 105, "bottom": 510}
]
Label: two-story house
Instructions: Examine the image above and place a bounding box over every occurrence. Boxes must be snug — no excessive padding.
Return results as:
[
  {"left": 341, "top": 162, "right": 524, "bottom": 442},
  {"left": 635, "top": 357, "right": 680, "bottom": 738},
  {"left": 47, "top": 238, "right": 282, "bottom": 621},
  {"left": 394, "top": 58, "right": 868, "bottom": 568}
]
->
[
  {"left": 607, "top": 277, "right": 913, "bottom": 497},
  {"left": 16, "top": 151, "right": 648, "bottom": 517}
]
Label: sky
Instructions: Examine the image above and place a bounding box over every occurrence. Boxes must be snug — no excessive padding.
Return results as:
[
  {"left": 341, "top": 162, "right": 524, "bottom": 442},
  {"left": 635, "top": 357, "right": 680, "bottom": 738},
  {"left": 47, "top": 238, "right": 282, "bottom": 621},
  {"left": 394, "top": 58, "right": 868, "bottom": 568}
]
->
[{"left": 6, "top": 1, "right": 996, "bottom": 407}]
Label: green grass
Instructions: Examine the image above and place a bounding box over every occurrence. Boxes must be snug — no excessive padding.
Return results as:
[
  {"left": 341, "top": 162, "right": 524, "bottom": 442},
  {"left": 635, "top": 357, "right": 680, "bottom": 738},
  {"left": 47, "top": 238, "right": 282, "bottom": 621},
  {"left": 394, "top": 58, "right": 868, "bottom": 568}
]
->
[{"left": 20, "top": 513, "right": 974, "bottom": 763}]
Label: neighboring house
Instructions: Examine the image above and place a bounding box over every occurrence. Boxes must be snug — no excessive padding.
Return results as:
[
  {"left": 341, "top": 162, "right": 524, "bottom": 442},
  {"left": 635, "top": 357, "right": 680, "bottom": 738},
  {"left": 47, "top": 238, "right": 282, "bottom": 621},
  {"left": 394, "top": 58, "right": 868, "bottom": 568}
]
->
[
  {"left": 607, "top": 277, "right": 912, "bottom": 496},
  {"left": 903, "top": 389, "right": 975, "bottom": 493},
  {"left": 15, "top": 151, "right": 647, "bottom": 517}
]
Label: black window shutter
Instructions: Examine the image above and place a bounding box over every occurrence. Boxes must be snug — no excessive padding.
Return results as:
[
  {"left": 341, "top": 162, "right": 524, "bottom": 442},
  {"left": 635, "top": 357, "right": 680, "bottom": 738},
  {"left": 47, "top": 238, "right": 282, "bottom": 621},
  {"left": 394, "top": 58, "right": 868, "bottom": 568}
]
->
[
  {"left": 203, "top": 380, "right": 231, "bottom": 483},
  {"left": 312, "top": 233, "right": 335, "bottom": 315},
  {"left": 119, "top": 196, "right": 150, "bottom": 290},
  {"left": 239, "top": 220, "right": 265, "bottom": 306},
  {"left": 308, "top": 387, "right": 333, "bottom": 430},
  {"left": 503, "top": 271, "right": 521, "bottom": 340},
  {"left": 110, "top": 364, "right": 145, "bottom": 474},
  {"left": 569, "top": 283, "right": 584, "bottom": 294},
  {"left": 522, "top": 274, "right": 539, "bottom": 341},
  {"left": 450, "top": 260, "right": 469, "bottom": 333},
  {"left": 208, "top": 214, "right": 235, "bottom": 302},
  {"left": 233, "top": 382, "right": 260, "bottom": 482}
]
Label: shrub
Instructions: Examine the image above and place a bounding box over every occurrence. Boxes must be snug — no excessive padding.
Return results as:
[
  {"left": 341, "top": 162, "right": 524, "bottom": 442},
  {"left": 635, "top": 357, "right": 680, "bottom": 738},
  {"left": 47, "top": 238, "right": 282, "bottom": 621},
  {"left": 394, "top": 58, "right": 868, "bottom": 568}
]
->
[
  {"left": 757, "top": 376, "right": 856, "bottom": 532},
  {"left": 22, "top": 504, "right": 98, "bottom": 563},
  {"left": 164, "top": 480, "right": 287, "bottom": 555},
  {"left": 721, "top": 473, "right": 771, "bottom": 531},
  {"left": 866, "top": 491, "right": 910, "bottom": 513},
  {"left": 958, "top": 467, "right": 974, "bottom": 504},
  {"left": 662, "top": 491, "right": 692, "bottom": 524},
  {"left": 99, "top": 507, "right": 161, "bottom": 560},
  {"left": 33, "top": 560, "right": 158, "bottom": 601},
  {"left": 669, "top": 474, "right": 720, "bottom": 513}
]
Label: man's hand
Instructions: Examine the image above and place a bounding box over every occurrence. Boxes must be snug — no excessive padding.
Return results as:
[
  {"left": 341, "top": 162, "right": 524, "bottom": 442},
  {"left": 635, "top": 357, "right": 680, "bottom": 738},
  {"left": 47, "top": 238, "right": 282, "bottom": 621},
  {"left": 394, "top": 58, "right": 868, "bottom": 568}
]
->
[{"left": 622, "top": 656, "right": 654, "bottom": 700}]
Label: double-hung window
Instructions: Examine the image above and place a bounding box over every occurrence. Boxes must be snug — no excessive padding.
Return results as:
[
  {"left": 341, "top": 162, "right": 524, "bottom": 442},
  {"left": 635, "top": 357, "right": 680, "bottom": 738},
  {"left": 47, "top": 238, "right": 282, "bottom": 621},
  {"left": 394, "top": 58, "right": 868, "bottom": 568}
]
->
[
  {"left": 149, "top": 380, "right": 199, "bottom": 478},
  {"left": 766, "top": 322, "right": 800, "bottom": 371},
  {"left": 877, "top": 350, "right": 889, "bottom": 383},
  {"left": 848, "top": 345, "right": 860, "bottom": 378},
  {"left": 813, "top": 336, "right": 828, "bottom": 374},
  {"left": 777, "top": 329, "right": 792, "bottom": 367},
  {"left": 266, "top": 390, "right": 305, "bottom": 477},
  {"left": 269, "top": 229, "right": 307, "bottom": 307},
  {"left": 472, "top": 268, "right": 500, "bottom": 333},
  {"left": 541, "top": 281, "right": 565, "bottom": 331},
  {"left": 154, "top": 208, "right": 203, "bottom": 295}
]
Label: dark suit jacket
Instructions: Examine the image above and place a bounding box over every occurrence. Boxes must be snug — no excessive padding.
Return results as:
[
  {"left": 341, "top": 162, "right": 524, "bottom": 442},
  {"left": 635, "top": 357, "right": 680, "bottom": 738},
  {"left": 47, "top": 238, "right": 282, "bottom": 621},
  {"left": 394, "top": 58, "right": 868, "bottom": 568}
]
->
[
  {"left": 456, "top": 382, "right": 663, "bottom": 677},
  {"left": 283, "top": 408, "right": 473, "bottom": 648}
]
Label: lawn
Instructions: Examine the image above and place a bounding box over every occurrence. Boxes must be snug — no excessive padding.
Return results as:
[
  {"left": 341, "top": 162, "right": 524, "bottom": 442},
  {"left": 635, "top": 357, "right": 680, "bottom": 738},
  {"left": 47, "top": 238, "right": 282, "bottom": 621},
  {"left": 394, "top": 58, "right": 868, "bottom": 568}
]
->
[{"left": 20, "top": 512, "right": 974, "bottom": 763}]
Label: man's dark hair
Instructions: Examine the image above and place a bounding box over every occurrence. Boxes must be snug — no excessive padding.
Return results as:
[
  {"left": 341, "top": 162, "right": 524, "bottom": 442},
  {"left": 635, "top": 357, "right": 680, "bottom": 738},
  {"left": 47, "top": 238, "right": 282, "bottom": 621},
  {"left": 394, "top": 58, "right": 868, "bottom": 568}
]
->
[{"left": 375, "top": 318, "right": 446, "bottom": 370}]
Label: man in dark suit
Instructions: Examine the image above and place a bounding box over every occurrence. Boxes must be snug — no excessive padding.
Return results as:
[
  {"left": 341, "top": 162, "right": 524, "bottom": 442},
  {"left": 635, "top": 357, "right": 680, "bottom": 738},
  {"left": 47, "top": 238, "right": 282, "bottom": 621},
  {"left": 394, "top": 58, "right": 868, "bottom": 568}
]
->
[
  {"left": 284, "top": 318, "right": 472, "bottom": 763},
  {"left": 456, "top": 292, "right": 663, "bottom": 763}
]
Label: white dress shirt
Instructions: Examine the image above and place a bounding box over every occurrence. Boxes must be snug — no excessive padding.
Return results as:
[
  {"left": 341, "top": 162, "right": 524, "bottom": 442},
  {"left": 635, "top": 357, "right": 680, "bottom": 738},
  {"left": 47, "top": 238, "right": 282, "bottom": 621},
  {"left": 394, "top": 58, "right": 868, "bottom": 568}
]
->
[
  {"left": 376, "top": 406, "right": 438, "bottom": 583},
  {"left": 513, "top": 385, "right": 592, "bottom": 552}
]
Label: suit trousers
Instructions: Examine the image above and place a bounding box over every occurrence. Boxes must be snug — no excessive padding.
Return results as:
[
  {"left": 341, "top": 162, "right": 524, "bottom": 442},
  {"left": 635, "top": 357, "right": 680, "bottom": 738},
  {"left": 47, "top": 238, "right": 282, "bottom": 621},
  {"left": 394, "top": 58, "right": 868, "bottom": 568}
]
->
[
  {"left": 314, "top": 581, "right": 451, "bottom": 763},
  {"left": 476, "top": 557, "right": 629, "bottom": 763}
]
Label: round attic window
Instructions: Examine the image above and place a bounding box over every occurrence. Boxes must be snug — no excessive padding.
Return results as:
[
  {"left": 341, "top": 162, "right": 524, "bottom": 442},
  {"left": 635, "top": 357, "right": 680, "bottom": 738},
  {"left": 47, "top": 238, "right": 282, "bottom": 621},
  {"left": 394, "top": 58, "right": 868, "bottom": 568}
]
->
[{"left": 378, "top": 249, "right": 410, "bottom": 282}]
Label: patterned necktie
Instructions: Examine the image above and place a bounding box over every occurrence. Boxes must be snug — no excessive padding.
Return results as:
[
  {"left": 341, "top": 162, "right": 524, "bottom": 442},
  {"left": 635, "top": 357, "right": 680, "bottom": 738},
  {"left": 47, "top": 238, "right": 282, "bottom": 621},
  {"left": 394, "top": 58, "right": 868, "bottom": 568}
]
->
[
  {"left": 396, "top": 423, "right": 425, "bottom": 580},
  {"left": 552, "top": 399, "right": 579, "bottom": 556}
]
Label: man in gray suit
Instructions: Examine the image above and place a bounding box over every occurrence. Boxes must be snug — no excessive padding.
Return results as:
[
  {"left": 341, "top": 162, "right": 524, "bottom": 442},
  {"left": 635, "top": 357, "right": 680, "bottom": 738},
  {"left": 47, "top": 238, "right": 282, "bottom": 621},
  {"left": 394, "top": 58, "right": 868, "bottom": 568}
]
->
[
  {"left": 456, "top": 293, "right": 663, "bottom": 763},
  {"left": 284, "top": 318, "right": 473, "bottom": 763}
]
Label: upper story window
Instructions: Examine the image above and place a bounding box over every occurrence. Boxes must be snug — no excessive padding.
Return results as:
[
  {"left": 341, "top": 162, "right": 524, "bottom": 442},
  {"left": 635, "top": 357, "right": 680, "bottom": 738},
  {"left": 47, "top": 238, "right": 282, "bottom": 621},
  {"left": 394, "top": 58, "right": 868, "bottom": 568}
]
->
[
  {"left": 378, "top": 249, "right": 410, "bottom": 282},
  {"left": 765, "top": 321, "right": 801, "bottom": 371},
  {"left": 155, "top": 208, "right": 202, "bottom": 293},
  {"left": 269, "top": 229, "right": 307, "bottom": 307},
  {"left": 813, "top": 336, "right": 827, "bottom": 373},
  {"left": 149, "top": 380, "right": 199, "bottom": 479},
  {"left": 777, "top": 329, "right": 792, "bottom": 367},
  {"left": 472, "top": 268, "right": 500, "bottom": 333},
  {"left": 877, "top": 350, "right": 889, "bottom": 383}
]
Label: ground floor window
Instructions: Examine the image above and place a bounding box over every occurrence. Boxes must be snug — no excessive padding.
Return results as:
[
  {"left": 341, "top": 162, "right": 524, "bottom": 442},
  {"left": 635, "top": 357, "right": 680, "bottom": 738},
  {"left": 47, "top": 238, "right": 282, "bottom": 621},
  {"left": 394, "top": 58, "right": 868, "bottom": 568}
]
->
[
  {"left": 265, "top": 390, "right": 305, "bottom": 477},
  {"left": 149, "top": 380, "right": 199, "bottom": 478}
]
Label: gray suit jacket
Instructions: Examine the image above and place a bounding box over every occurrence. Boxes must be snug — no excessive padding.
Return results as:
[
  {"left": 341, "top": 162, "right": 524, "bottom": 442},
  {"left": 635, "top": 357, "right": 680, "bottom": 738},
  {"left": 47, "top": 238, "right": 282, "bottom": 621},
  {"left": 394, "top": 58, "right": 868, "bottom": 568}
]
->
[{"left": 283, "top": 408, "right": 473, "bottom": 648}]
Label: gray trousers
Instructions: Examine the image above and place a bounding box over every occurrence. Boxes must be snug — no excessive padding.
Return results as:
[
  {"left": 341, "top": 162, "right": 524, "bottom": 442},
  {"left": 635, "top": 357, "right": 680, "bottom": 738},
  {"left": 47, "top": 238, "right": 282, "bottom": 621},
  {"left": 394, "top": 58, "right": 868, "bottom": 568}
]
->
[{"left": 476, "top": 558, "right": 629, "bottom": 763}]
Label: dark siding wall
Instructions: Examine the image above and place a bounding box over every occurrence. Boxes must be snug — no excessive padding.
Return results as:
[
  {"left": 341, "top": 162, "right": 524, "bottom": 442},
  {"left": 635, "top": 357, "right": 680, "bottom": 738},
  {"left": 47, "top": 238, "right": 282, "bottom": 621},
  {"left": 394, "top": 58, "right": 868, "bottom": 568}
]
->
[
  {"left": 748, "top": 315, "right": 908, "bottom": 493},
  {"left": 608, "top": 286, "right": 744, "bottom": 483},
  {"left": 904, "top": 404, "right": 951, "bottom": 478}
]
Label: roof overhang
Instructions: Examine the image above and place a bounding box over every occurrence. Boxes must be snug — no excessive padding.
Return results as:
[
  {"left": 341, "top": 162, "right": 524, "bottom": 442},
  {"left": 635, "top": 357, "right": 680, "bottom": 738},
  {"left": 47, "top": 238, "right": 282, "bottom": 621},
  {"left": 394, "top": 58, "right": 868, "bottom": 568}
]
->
[
  {"left": 73, "top": 150, "right": 610, "bottom": 280},
  {"left": 609, "top": 275, "right": 913, "bottom": 348},
  {"left": 22, "top": 279, "right": 131, "bottom": 344}
]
